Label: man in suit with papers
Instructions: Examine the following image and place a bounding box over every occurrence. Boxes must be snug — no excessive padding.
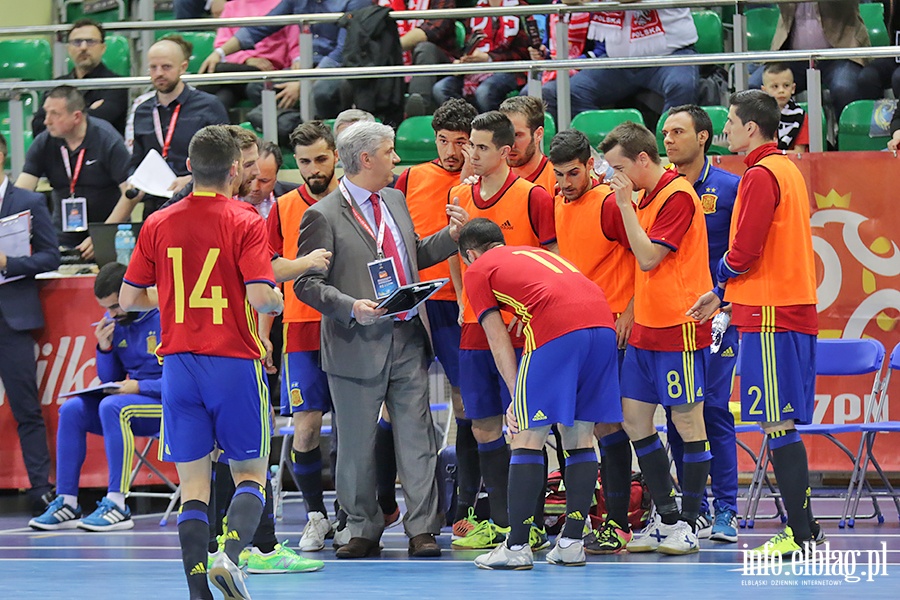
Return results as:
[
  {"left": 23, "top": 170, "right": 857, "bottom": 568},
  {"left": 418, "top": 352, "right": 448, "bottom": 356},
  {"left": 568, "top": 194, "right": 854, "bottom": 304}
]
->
[{"left": 0, "top": 134, "right": 61, "bottom": 515}]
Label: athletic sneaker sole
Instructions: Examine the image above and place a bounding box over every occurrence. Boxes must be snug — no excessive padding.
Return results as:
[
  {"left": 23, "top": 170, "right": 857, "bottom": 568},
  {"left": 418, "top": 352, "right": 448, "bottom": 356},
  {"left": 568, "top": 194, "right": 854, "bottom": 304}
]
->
[
  {"left": 246, "top": 564, "right": 324, "bottom": 575},
  {"left": 210, "top": 555, "right": 251, "bottom": 599},
  {"left": 657, "top": 545, "right": 700, "bottom": 556},
  {"left": 28, "top": 520, "right": 80, "bottom": 531},
  {"left": 78, "top": 519, "right": 135, "bottom": 532},
  {"left": 709, "top": 531, "right": 738, "bottom": 543},
  {"left": 475, "top": 563, "right": 534, "bottom": 571}
]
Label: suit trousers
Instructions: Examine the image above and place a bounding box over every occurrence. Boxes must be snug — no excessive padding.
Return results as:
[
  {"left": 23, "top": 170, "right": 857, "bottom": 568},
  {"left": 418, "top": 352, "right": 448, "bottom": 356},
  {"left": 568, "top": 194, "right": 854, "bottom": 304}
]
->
[
  {"left": 0, "top": 311, "right": 51, "bottom": 496},
  {"left": 327, "top": 318, "right": 441, "bottom": 541}
]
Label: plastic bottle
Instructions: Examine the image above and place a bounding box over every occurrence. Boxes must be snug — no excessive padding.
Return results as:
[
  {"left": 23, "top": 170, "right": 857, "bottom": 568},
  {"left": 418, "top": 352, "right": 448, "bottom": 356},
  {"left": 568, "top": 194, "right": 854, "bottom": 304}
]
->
[{"left": 115, "top": 225, "right": 133, "bottom": 265}]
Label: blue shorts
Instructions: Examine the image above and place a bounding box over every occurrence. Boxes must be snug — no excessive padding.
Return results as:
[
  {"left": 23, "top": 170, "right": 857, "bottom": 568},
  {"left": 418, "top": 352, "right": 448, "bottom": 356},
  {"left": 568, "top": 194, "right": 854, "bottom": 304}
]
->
[
  {"left": 425, "top": 299, "right": 461, "bottom": 387},
  {"left": 621, "top": 344, "right": 710, "bottom": 407},
  {"left": 280, "top": 350, "right": 331, "bottom": 416},
  {"left": 514, "top": 328, "right": 623, "bottom": 431},
  {"left": 459, "top": 347, "right": 523, "bottom": 420},
  {"left": 739, "top": 330, "right": 816, "bottom": 424},
  {"left": 707, "top": 325, "right": 739, "bottom": 409},
  {"left": 160, "top": 353, "right": 271, "bottom": 463}
]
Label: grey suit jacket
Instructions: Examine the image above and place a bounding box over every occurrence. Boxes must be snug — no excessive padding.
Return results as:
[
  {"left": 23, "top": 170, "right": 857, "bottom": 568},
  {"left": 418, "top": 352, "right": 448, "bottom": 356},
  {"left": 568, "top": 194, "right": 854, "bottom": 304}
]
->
[
  {"left": 0, "top": 182, "right": 61, "bottom": 331},
  {"left": 294, "top": 183, "right": 456, "bottom": 379}
]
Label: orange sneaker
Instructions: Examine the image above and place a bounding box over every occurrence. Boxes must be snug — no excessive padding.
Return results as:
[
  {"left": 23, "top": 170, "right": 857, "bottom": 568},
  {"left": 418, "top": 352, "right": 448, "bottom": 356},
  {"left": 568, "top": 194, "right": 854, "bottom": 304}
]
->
[{"left": 451, "top": 506, "right": 479, "bottom": 540}]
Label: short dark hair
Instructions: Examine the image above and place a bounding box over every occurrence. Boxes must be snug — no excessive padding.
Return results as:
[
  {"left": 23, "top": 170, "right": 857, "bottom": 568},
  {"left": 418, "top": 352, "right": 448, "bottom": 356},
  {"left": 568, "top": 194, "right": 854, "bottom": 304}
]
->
[
  {"left": 729, "top": 89, "right": 780, "bottom": 141},
  {"left": 432, "top": 98, "right": 478, "bottom": 135},
  {"left": 666, "top": 104, "right": 714, "bottom": 153},
  {"left": 499, "top": 95, "right": 546, "bottom": 133},
  {"left": 259, "top": 141, "right": 283, "bottom": 170},
  {"left": 471, "top": 111, "right": 515, "bottom": 149},
  {"left": 158, "top": 34, "right": 193, "bottom": 61},
  {"left": 68, "top": 18, "right": 105, "bottom": 42},
  {"left": 224, "top": 125, "right": 258, "bottom": 151},
  {"left": 0, "top": 132, "right": 7, "bottom": 156},
  {"left": 548, "top": 129, "right": 592, "bottom": 165},
  {"left": 457, "top": 218, "right": 506, "bottom": 256},
  {"left": 598, "top": 121, "right": 660, "bottom": 164},
  {"left": 94, "top": 262, "right": 127, "bottom": 298},
  {"left": 763, "top": 62, "right": 793, "bottom": 78},
  {"left": 47, "top": 85, "right": 86, "bottom": 114},
  {"left": 189, "top": 125, "right": 240, "bottom": 188},
  {"left": 290, "top": 120, "right": 335, "bottom": 152}
]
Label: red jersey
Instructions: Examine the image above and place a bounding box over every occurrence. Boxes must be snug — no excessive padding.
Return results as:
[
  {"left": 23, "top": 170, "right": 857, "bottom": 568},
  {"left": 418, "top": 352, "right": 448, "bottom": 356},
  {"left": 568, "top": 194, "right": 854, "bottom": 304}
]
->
[
  {"left": 464, "top": 245, "right": 615, "bottom": 353},
  {"left": 125, "top": 192, "right": 276, "bottom": 360}
]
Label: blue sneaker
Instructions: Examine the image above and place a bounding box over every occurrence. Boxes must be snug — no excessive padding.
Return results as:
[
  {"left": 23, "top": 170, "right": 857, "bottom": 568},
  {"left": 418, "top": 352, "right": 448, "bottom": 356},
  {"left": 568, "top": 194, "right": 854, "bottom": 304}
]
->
[
  {"left": 78, "top": 497, "right": 134, "bottom": 531},
  {"left": 709, "top": 508, "right": 738, "bottom": 543},
  {"left": 29, "top": 496, "right": 82, "bottom": 531}
]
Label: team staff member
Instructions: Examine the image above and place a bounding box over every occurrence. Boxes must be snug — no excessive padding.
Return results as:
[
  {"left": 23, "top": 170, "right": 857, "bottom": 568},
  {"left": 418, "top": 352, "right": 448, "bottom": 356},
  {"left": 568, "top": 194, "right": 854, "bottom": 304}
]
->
[
  {"left": 120, "top": 125, "right": 284, "bottom": 600},
  {"left": 499, "top": 96, "right": 556, "bottom": 194},
  {"left": 458, "top": 219, "right": 622, "bottom": 570},
  {"left": 448, "top": 111, "right": 556, "bottom": 551},
  {"left": 548, "top": 129, "right": 636, "bottom": 555},
  {"left": 688, "top": 90, "right": 821, "bottom": 557},
  {"left": 661, "top": 105, "right": 741, "bottom": 543},
  {"left": 599, "top": 121, "right": 711, "bottom": 556},
  {"left": 16, "top": 86, "right": 135, "bottom": 260}
]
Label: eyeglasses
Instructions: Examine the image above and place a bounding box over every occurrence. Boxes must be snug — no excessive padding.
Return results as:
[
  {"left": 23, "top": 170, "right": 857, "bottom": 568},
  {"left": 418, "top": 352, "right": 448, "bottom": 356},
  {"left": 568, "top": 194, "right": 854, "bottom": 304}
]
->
[{"left": 68, "top": 38, "right": 103, "bottom": 48}]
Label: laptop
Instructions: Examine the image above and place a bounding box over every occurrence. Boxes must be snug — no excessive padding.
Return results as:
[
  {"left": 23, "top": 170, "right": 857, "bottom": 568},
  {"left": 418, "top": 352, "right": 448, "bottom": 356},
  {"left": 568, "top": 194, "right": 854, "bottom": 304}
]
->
[{"left": 88, "top": 222, "right": 143, "bottom": 267}]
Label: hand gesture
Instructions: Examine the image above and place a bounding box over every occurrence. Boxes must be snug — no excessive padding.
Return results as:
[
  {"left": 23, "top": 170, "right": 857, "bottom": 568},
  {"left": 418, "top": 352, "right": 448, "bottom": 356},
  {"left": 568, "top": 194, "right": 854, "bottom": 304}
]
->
[
  {"left": 303, "top": 248, "right": 332, "bottom": 274},
  {"left": 686, "top": 290, "right": 722, "bottom": 325},
  {"left": 95, "top": 317, "right": 115, "bottom": 351},
  {"left": 609, "top": 172, "right": 635, "bottom": 208},
  {"left": 446, "top": 198, "right": 469, "bottom": 242},
  {"left": 506, "top": 401, "right": 519, "bottom": 435}
]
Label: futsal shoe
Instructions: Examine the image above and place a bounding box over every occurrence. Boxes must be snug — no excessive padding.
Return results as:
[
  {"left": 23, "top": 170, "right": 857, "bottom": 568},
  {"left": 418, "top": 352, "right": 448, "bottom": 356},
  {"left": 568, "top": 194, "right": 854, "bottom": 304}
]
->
[
  {"left": 657, "top": 521, "right": 700, "bottom": 555},
  {"left": 695, "top": 510, "right": 713, "bottom": 539},
  {"left": 451, "top": 506, "right": 479, "bottom": 540},
  {"left": 529, "top": 525, "right": 550, "bottom": 551},
  {"left": 450, "top": 520, "right": 509, "bottom": 549},
  {"left": 709, "top": 508, "right": 739, "bottom": 543},
  {"left": 246, "top": 542, "right": 324, "bottom": 574},
  {"left": 29, "top": 496, "right": 82, "bottom": 530},
  {"left": 626, "top": 514, "right": 679, "bottom": 553},
  {"left": 751, "top": 527, "right": 807, "bottom": 558},
  {"left": 584, "top": 519, "right": 632, "bottom": 555},
  {"left": 78, "top": 498, "right": 134, "bottom": 531},
  {"left": 332, "top": 524, "right": 351, "bottom": 549},
  {"left": 474, "top": 542, "right": 534, "bottom": 570},
  {"left": 547, "top": 538, "right": 587, "bottom": 566},
  {"left": 298, "top": 511, "right": 332, "bottom": 552},
  {"left": 383, "top": 506, "right": 403, "bottom": 529},
  {"left": 210, "top": 552, "right": 252, "bottom": 599}
]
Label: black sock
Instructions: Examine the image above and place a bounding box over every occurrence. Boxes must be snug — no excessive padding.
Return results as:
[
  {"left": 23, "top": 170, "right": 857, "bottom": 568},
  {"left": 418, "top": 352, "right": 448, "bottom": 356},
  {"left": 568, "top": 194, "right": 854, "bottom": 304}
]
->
[
  {"left": 375, "top": 418, "right": 399, "bottom": 515},
  {"left": 552, "top": 427, "right": 566, "bottom": 481},
  {"left": 251, "top": 476, "right": 278, "bottom": 554},
  {"left": 681, "top": 440, "right": 712, "bottom": 528},
  {"left": 533, "top": 446, "right": 548, "bottom": 530},
  {"left": 214, "top": 460, "right": 234, "bottom": 537},
  {"left": 454, "top": 419, "right": 481, "bottom": 521},
  {"left": 769, "top": 429, "right": 812, "bottom": 543},
  {"left": 561, "top": 448, "right": 598, "bottom": 539},
  {"left": 600, "top": 429, "right": 633, "bottom": 530},
  {"left": 633, "top": 433, "right": 679, "bottom": 524},
  {"left": 207, "top": 469, "right": 218, "bottom": 553},
  {"left": 807, "top": 496, "right": 819, "bottom": 537},
  {"left": 478, "top": 437, "right": 511, "bottom": 528},
  {"left": 507, "top": 449, "right": 544, "bottom": 547},
  {"left": 223, "top": 481, "right": 266, "bottom": 564},
  {"left": 292, "top": 447, "right": 327, "bottom": 517},
  {"left": 178, "top": 500, "right": 213, "bottom": 600}
]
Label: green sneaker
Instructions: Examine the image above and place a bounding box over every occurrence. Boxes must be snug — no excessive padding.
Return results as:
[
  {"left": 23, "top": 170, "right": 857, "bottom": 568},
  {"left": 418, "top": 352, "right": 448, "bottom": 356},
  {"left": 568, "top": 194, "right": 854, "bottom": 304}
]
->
[
  {"left": 752, "top": 527, "right": 804, "bottom": 557},
  {"left": 245, "top": 541, "right": 324, "bottom": 574},
  {"left": 584, "top": 519, "right": 632, "bottom": 555},
  {"left": 450, "top": 520, "right": 509, "bottom": 550},
  {"left": 529, "top": 525, "right": 550, "bottom": 551}
]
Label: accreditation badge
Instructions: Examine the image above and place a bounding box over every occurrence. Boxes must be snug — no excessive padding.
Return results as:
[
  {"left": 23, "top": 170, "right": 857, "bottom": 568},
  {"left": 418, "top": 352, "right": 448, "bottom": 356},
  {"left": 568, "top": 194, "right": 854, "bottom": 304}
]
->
[
  {"left": 367, "top": 256, "right": 400, "bottom": 299},
  {"left": 62, "top": 197, "right": 88, "bottom": 232}
]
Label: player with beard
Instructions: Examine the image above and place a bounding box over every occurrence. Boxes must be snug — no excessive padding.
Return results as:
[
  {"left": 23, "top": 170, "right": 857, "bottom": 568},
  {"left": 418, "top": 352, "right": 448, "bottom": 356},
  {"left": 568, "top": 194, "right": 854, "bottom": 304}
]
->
[{"left": 499, "top": 96, "right": 556, "bottom": 195}]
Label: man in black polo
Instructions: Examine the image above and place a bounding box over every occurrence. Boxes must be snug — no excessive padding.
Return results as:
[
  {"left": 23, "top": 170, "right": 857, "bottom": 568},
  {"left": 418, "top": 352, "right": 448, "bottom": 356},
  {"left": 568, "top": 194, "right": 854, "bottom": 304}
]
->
[
  {"left": 15, "top": 86, "right": 134, "bottom": 261},
  {"left": 130, "top": 35, "right": 229, "bottom": 217},
  {"left": 32, "top": 19, "right": 129, "bottom": 136}
]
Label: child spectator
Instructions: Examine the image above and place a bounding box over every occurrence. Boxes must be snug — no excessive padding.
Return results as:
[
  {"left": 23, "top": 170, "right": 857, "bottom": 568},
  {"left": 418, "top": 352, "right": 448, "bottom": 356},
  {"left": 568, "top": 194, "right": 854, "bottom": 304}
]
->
[{"left": 761, "top": 63, "right": 809, "bottom": 152}]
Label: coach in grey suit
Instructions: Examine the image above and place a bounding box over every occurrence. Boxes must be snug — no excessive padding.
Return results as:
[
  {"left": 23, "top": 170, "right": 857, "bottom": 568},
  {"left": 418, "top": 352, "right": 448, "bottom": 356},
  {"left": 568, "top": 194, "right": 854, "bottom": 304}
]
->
[
  {"left": 295, "top": 121, "right": 468, "bottom": 559},
  {"left": 0, "top": 135, "right": 61, "bottom": 513}
]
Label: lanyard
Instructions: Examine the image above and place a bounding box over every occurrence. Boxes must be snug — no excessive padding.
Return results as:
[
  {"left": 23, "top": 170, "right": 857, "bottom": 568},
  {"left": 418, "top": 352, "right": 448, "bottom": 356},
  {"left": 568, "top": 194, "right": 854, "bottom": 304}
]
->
[
  {"left": 152, "top": 104, "right": 182, "bottom": 159},
  {"left": 60, "top": 147, "right": 86, "bottom": 197},
  {"left": 340, "top": 179, "right": 387, "bottom": 258}
]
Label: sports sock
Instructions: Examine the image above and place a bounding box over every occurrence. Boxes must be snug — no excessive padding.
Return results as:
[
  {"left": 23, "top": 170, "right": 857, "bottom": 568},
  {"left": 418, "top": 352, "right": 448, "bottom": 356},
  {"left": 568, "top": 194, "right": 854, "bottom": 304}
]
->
[
  {"left": 478, "top": 436, "right": 511, "bottom": 528},
  {"left": 454, "top": 419, "right": 482, "bottom": 521},
  {"left": 61, "top": 494, "right": 78, "bottom": 509},
  {"left": 177, "top": 500, "right": 213, "bottom": 600},
  {"left": 599, "top": 429, "right": 633, "bottom": 530},
  {"left": 251, "top": 476, "right": 278, "bottom": 554},
  {"left": 632, "top": 433, "right": 679, "bottom": 524},
  {"left": 106, "top": 492, "right": 126, "bottom": 511},
  {"left": 552, "top": 427, "right": 567, "bottom": 480},
  {"left": 532, "top": 446, "right": 549, "bottom": 530},
  {"left": 681, "top": 440, "right": 712, "bottom": 528},
  {"left": 561, "top": 448, "right": 598, "bottom": 539},
  {"left": 374, "top": 418, "right": 399, "bottom": 515},
  {"left": 223, "top": 481, "right": 266, "bottom": 565},
  {"left": 206, "top": 467, "right": 218, "bottom": 553},
  {"left": 292, "top": 447, "right": 327, "bottom": 517},
  {"left": 213, "top": 460, "right": 234, "bottom": 536},
  {"left": 507, "top": 448, "right": 544, "bottom": 547},
  {"left": 768, "top": 429, "right": 813, "bottom": 543}
]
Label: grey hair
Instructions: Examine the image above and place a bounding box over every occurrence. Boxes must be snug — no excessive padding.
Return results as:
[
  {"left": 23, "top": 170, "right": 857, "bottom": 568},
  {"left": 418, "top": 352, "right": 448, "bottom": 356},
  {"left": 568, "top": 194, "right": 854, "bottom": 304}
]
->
[
  {"left": 336, "top": 121, "right": 395, "bottom": 176},
  {"left": 333, "top": 109, "right": 375, "bottom": 136}
]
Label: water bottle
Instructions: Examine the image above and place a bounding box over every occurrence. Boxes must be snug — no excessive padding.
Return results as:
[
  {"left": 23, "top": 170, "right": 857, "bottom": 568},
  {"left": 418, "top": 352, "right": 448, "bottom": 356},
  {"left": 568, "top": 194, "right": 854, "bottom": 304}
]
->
[
  {"left": 124, "top": 227, "right": 136, "bottom": 264},
  {"left": 115, "top": 225, "right": 131, "bottom": 265}
]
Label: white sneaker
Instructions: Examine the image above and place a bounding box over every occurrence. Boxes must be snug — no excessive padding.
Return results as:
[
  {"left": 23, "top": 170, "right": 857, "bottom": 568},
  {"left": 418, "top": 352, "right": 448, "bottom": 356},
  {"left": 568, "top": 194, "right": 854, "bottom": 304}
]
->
[
  {"left": 474, "top": 542, "right": 534, "bottom": 570},
  {"left": 298, "top": 511, "right": 332, "bottom": 552},
  {"left": 657, "top": 520, "right": 700, "bottom": 555},
  {"left": 546, "top": 538, "right": 586, "bottom": 566},
  {"left": 332, "top": 524, "right": 351, "bottom": 549},
  {"left": 695, "top": 511, "right": 713, "bottom": 539},
  {"left": 626, "top": 514, "right": 679, "bottom": 553},
  {"left": 209, "top": 552, "right": 251, "bottom": 599}
]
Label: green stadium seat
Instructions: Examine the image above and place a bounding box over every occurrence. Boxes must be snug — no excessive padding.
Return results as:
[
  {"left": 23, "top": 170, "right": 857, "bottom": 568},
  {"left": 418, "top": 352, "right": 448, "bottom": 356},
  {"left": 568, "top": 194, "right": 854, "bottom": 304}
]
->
[
  {"left": 570, "top": 109, "right": 644, "bottom": 149},
  {"left": 0, "top": 39, "right": 52, "bottom": 81},
  {"left": 1, "top": 128, "right": 33, "bottom": 170},
  {"left": 155, "top": 31, "right": 216, "bottom": 74},
  {"left": 396, "top": 116, "right": 438, "bottom": 165},
  {"left": 860, "top": 3, "right": 890, "bottom": 47},
  {"left": 656, "top": 105, "right": 731, "bottom": 157},
  {"left": 455, "top": 21, "right": 466, "bottom": 50},
  {"left": 692, "top": 11, "right": 724, "bottom": 55},
  {"left": 745, "top": 7, "right": 779, "bottom": 52},
  {"left": 64, "top": 0, "right": 127, "bottom": 24},
  {"left": 838, "top": 100, "right": 891, "bottom": 151},
  {"left": 542, "top": 112, "right": 556, "bottom": 156},
  {"left": 66, "top": 33, "right": 131, "bottom": 77}
]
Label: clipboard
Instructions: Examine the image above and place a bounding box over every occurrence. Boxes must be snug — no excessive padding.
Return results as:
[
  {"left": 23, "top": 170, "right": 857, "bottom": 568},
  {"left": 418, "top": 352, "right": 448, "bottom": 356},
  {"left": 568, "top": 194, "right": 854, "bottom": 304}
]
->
[
  {"left": 375, "top": 278, "right": 449, "bottom": 318},
  {"left": 58, "top": 382, "right": 121, "bottom": 398},
  {"left": 0, "top": 210, "right": 31, "bottom": 285}
]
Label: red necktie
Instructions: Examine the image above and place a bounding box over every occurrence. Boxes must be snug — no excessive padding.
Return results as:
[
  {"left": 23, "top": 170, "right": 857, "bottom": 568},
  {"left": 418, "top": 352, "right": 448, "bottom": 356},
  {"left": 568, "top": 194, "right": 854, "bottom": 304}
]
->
[{"left": 370, "top": 193, "right": 409, "bottom": 319}]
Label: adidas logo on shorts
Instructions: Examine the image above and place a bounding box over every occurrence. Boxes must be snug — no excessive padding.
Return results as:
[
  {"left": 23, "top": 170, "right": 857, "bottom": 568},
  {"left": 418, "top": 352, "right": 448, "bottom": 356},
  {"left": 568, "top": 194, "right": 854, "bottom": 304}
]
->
[
  {"left": 532, "top": 410, "right": 548, "bottom": 421},
  {"left": 720, "top": 347, "right": 734, "bottom": 357}
]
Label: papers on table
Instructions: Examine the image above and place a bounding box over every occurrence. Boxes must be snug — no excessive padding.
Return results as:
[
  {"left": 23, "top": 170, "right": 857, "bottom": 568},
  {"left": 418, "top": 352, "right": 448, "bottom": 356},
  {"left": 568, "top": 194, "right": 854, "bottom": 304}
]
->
[
  {"left": 58, "top": 382, "right": 121, "bottom": 399},
  {"left": 128, "top": 149, "right": 176, "bottom": 198},
  {"left": 0, "top": 210, "right": 31, "bottom": 285}
]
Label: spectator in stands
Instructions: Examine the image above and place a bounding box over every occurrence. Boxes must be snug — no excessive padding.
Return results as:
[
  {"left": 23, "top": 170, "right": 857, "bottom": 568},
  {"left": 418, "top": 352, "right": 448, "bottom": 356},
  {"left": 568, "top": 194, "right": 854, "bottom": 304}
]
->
[
  {"left": 761, "top": 63, "right": 809, "bottom": 152},
  {"left": 33, "top": 19, "right": 129, "bottom": 137},
  {"left": 174, "top": 0, "right": 226, "bottom": 19},
  {"left": 857, "top": 3, "right": 900, "bottom": 151},
  {"left": 432, "top": 0, "right": 531, "bottom": 113},
  {"left": 526, "top": 6, "right": 591, "bottom": 87},
  {"left": 748, "top": 1, "right": 870, "bottom": 114},
  {"left": 131, "top": 36, "right": 229, "bottom": 217},
  {"left": 16, "top": 86, "right": 135, "bottom": 260},
  {"left": 199, "top": 0, "right": 370, "bottom": 119},
  {"left": 542, "top": 3, "right": 699, "bottom": 118},
  {"left": 247, "top": 142, "right": 298, "bottom": 213}
]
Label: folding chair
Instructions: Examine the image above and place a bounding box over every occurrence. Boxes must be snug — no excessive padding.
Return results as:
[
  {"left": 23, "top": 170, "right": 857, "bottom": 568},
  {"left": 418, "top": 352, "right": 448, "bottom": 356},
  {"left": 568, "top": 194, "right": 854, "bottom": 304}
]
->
[{"left": 127, "top": 436, "right": 181, "bottom": 526}]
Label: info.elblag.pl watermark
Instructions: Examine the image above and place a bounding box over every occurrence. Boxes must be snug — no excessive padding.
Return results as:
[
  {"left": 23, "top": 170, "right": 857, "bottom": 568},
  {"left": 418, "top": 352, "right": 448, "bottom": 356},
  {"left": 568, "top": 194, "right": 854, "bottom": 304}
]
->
[{"left": 740, "top": 541, "right": 890, "bottom": 586}]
